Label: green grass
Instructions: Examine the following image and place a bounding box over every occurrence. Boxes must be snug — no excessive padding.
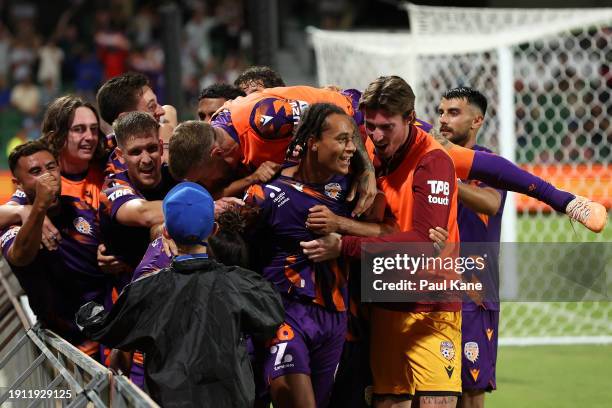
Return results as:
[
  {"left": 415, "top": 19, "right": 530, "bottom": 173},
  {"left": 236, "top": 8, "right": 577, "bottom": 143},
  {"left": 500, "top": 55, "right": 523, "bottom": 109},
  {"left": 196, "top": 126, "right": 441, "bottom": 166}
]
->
[
  {"left": 489, "top": 214, "right": 611, "bottom": 407},
  {"left": 488, "top": 345, "right": 612, "bottom": 408}
]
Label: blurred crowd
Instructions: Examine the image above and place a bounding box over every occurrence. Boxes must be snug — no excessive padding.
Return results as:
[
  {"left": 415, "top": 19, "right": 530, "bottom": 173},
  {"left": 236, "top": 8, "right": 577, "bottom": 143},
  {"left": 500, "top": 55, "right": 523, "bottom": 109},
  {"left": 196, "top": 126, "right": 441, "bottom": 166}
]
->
[{"left": 0, "top": 0, "right": 250, "bottom": 163}]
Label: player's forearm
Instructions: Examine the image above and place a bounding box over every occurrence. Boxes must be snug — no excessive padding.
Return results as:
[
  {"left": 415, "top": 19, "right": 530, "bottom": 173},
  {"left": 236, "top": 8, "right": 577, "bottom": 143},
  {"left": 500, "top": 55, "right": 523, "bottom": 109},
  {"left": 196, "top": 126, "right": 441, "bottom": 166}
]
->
[
  {"left": 350, "top": 128, "right": 374, "bottom": 175},
  {"left": 220, "top": 176, "right": 255, "bottom": 199},
  {"left": 341, "top": 229, "right": 428, "bottom": 260},
  {"left": 458, "top": 183, "right": 502, "bottom": 216},
  {"left": 468, "top": 151, "right": 574, "bottom": 212},
  {"left": 337, "top": 216, "right": 398, "bottom": 237},
  {"left": 117, "top": 200, "right": 164, "bottom": 228},
  {"left": 8, "top": 205, "right": 46, "bottom": 266},
  {"left": 0, "top": 203, "right": 27, "bottom": 229}
]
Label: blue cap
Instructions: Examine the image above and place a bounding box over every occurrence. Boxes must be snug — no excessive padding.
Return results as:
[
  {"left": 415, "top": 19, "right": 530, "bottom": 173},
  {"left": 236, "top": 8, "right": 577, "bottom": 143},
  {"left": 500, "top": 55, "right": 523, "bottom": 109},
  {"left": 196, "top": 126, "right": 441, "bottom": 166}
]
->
[{"left": 163, "top": 182, "right": 215, "bottom": 245}]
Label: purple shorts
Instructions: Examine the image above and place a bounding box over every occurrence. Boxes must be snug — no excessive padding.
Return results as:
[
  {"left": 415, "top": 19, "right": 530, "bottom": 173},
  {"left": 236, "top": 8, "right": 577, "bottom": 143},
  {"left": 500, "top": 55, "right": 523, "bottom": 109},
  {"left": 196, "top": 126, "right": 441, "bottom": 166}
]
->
[
  {"left": 263, "top": 297, "right": 347, "bottom": 407},
  {"left": 461, "top": 308, "right": 499, "bottom": 391}
]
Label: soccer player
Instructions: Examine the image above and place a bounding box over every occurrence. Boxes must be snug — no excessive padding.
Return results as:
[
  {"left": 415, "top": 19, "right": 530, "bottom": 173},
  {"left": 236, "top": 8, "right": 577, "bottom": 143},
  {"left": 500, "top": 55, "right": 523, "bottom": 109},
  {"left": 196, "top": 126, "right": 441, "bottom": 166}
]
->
[
  {"left": 1, "top": 141, "right": 107, "bottom": 356},
  {"left": 77, "top": 182, "right": 284, "bottom": 407},
  {"left": 96, "top": 72, "right": 175, "bottom": 175},
  {"left": 212, "top": 83, "right": 606, "bottom": 232},
  {"left": 243, "top": 103, "right": 402, "bottom": 408},
  {"left": 234, "top": 65, "right": 286, "bottom": 95},
  {"left": 197, "top": 83, "right": 245, "bottom": 123},
  {"left": 0, "top": 96, "right": 107, "bottom": 246},
  {"left": 438, "top": 87, "right": 504, "bottom": 408},
  {"left": 99, "top": 111, "right": 175, "bottom": 284},
  {"left": 202, "top": 85, "right": 379, "bottom": 215},
  {"left": 97, "top": 111, "right": 178, "bottom": 387},
  {"left": 301, "top": 76, "right": 461, "bottom": 408}
]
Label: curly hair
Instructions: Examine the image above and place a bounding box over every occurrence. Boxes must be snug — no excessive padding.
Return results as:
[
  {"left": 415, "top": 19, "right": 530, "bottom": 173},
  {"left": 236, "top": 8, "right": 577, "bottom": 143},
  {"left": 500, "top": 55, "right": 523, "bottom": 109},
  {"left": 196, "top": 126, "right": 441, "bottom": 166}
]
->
[
  {"left": 208, "top": 204, "right": 261, "bottom": 268},
  {"left": 234, "top": 66, "right": 285, "bottom": 92},
  {"left": 39, "top": 95, "right": 107, "bottom": 165}
]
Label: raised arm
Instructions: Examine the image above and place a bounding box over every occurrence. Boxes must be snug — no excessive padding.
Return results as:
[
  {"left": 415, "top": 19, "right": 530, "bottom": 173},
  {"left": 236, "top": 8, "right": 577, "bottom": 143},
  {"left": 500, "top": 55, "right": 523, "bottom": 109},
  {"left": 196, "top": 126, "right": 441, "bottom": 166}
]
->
[
  {"left": 7, "top": 173, "right": 60, "bottom": 266},
  {"left": 458, "top": 182, "right": 502, "bottom": 216}
]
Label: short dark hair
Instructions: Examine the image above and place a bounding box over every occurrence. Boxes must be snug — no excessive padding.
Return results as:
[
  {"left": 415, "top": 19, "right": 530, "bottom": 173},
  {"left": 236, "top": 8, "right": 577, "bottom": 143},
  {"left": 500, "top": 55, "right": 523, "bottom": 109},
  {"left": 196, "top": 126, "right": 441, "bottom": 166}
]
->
[
  {"left": 168, "top": 121, "right": 216, "bottom": 180},
  {"left": 9, "top": 141, "right": 56, "bottom": 174},
  {"left": 286, "top": 103, "right": 352, "bottom": 160},
  {"left": 360, "top": 76, "right": 416, "bottom": 117},
  {"left": 442, "top": 87, "right": 488, "bottom": 116},
  {"left": 234, "top": 66, "right": 285, "bottom": 90},
  {"left": 198, "top": 83, "right": 245, "bottom": 101},
  {"left": 97, "top": 72, "right": 151, "bottom": 125},
  {"left": 40, "top": 95, "right": 107, "bottom": 164},
  {"left": 113, "top": 111, "right": 160, "bottom": 148}
]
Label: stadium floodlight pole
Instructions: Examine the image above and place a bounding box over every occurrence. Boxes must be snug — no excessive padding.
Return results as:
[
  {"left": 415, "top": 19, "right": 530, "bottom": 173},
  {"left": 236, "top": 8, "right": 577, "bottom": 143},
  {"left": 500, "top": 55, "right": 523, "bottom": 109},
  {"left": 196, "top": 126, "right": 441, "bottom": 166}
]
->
[
  {"left": 497, "top": 45, "right": 519, "bottom": 300},
  {"left": 159, "top": 2, "right": 184, "bottom": 118}
]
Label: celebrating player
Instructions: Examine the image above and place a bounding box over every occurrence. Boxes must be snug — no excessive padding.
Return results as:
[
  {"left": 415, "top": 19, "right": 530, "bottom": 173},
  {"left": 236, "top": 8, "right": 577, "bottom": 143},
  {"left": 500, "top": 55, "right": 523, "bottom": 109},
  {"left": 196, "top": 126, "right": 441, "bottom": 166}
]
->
[
  {"left": 234, "top": 65, "right": 286, "bottom": 95},
  {"left": 1, "top": 142, "right": 106, "bottom": 357},
  {"left": 301, "top": 76, "right": 462, "bottom": 408},
  {"left": 197, "top": 83, "right": 245, "bottom": 123},
  {"left": 438, "top": 87, "right": 505, "bottom": 408}
]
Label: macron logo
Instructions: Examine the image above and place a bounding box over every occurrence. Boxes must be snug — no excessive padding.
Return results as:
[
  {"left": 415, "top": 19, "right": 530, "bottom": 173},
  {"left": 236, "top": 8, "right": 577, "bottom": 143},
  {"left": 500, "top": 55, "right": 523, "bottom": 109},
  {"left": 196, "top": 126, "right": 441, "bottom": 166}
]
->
[
  {"left": 260, "top": 115, "right": 274, "bottom": 127},
  {"left": 427, "top": 180, "right": 449, "bottom": 205}
]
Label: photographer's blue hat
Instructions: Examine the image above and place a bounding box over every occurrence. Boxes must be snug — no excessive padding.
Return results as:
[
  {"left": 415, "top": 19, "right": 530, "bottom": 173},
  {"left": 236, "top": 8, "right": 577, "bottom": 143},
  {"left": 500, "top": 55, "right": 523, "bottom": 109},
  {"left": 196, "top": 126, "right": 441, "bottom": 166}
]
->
[{"left": 163, "top": 182, "right": 215, "bottom": 245}]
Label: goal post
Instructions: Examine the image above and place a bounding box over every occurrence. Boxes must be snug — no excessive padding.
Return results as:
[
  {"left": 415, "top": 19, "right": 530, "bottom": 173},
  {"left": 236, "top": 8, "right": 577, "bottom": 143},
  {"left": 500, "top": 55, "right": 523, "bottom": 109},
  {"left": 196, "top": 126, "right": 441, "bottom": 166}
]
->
[{"left": 308, "top": 4, "right": 612, "bottom": 345}]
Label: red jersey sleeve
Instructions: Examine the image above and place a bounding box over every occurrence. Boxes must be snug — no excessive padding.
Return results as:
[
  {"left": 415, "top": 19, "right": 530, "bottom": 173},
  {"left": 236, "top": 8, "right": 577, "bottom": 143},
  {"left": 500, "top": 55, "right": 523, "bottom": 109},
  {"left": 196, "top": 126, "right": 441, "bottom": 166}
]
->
[{"left": 342, "top": 150, "right": 456, "bottom": 259}]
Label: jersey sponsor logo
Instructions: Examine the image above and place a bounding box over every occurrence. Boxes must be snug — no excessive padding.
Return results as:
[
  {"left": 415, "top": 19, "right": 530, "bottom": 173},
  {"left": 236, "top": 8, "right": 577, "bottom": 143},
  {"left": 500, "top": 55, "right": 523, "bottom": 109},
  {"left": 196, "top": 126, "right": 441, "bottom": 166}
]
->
[
  {"left": 464, "top": 341, "right": 479, "bottom": 363},
  {"left": 324, "top": 182, "right": 342, "bottom": 200},
  {"left": 106, "top": 188, "right": 133, "bottom": 202},
  {"left": 266, "top": 185, "right": 290, "bottom": 207},
  {"left": 14, "top": 190, "right": 26, "bottom": 198},
  {"left": 73, "top": 217, "right": 93, "bottom": 236},
  {"left": 440, "top": 340, "right": 456, "bottom": 361},
  {"left": 270, "top": 342, "right": 294, "bottom": 370},
  {"left": 427, "top": 180, "right": 450, "bottom": 205},
  {"left": 0, "top": 226, "right": 20, "bottom": 248}
]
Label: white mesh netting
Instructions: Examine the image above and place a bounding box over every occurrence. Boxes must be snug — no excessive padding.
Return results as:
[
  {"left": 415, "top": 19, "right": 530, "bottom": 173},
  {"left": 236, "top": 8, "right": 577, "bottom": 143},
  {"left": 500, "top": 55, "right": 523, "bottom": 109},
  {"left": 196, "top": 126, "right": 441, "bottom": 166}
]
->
[{"left": 309, "top": 3, "right": 611, "bottom": 345}]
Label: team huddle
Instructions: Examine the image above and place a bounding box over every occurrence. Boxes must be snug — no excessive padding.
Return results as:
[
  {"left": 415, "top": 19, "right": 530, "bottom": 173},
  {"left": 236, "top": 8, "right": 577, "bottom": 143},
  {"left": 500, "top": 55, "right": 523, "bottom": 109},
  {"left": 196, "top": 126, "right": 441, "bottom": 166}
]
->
[{"left": 1, "top": 67, "right": 607, "bottom": 408}]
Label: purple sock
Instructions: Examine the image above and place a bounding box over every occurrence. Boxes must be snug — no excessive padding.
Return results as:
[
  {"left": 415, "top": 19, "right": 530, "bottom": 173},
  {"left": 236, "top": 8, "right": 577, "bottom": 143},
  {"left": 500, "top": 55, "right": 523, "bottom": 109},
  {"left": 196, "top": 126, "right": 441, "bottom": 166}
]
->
[{"left": 469, "top": 151, "right": 575, "bottom": 212}]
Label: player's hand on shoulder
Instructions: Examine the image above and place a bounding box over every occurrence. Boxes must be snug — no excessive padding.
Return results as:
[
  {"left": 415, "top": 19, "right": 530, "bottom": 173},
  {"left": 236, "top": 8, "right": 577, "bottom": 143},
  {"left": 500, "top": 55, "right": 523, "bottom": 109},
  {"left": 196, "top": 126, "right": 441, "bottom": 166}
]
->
[
  {"left": 322, "top": 84, "right": 342, "bottom": 92},
  {"left": 349, "top": 170, "right": 377, "bottom": 217},
  {"left": 306, "top": 205, "right": 340, "bottom": 235}
]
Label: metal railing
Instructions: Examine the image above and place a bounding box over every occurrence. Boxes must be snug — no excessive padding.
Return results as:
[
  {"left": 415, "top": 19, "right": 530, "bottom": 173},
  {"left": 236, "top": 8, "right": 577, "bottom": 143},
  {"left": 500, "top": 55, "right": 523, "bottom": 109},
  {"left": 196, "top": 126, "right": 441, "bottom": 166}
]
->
[{"left": 0, "top": 260, "right": 159, "bottom": 408}]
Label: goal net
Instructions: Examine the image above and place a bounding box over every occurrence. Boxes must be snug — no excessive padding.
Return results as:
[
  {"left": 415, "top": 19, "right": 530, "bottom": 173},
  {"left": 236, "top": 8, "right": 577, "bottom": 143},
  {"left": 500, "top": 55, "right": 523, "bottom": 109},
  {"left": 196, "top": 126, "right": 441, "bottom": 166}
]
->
[{"left": 309, "top": 3, "right": 612, "bottom": 345}]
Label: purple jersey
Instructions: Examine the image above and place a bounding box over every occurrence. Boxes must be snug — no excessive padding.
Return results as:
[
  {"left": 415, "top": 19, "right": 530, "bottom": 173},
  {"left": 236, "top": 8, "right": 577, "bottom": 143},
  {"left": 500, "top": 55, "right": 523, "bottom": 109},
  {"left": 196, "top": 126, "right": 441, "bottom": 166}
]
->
[
  {"left": 103, "top": 133, "right": 128, "bottom": 176},
  {"left": 99, "top": 164, "right": 176, "bottom": 283},
  {"left": 132, "top": 237, "right": 172, "bottom": 281},
  {"left": 1, "top": 196, "right": 109, "bottom": 343},
  {"left": 457, "top": 145, "right": 506, "bottom": 311},
  {"left": 7, "top": 189, "right": 27, "bottom": 204},
  {"left": 245, "top": 167, "right": 352, "bottom": 312}
]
